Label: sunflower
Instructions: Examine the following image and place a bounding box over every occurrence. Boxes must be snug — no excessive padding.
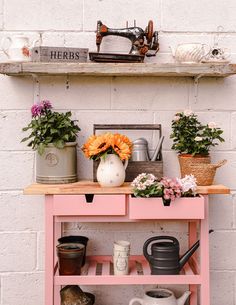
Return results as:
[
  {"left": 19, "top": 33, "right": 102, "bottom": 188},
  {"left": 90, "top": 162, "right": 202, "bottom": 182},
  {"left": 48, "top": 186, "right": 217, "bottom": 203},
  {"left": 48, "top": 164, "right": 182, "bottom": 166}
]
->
[
  {"left": 112, "top": 134, "right": 132, "bottom": 160},
  {"left": 114, "top": 133, "right": 133, "bottom": 148},
  {"left": 82, "top": 134, "right": 97, "bottom": 158},
  {"left": 82, "top": 132, "right": 132, "bottom": 160},
  {"left": 86, "top": 133, "right": 112, "bottom": 158}
]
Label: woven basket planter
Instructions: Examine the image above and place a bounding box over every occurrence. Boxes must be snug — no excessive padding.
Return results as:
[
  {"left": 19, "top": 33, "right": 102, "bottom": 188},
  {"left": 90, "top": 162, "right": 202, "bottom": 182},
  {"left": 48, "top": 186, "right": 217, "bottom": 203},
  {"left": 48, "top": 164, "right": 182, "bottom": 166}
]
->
[
  {"left": 178, "top": 154, "right": 226, "bottom": 185},
  {"left": 178, "top": 154, "right": 210, "bottom": 185}
]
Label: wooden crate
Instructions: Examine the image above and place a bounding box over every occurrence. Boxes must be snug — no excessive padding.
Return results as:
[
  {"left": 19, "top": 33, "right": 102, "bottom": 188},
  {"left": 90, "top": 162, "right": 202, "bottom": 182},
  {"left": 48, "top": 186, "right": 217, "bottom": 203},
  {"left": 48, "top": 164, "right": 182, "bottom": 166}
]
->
[
  {"left": 93, "top": 124, "right": 163, "bottom": 182},
  {"left": 31, "top": 47, "right": 88, "bottom": 62}
]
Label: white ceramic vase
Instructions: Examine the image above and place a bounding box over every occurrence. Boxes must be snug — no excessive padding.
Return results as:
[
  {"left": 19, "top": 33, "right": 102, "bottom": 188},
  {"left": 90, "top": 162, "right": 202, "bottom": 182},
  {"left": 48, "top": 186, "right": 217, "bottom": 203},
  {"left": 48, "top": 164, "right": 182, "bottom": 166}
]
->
[
  {"left": 96, "top": 154, "right": 128, "bottom": 187},
  {"left": 1, "top": 35, "right": 39, "bottom": 62}
]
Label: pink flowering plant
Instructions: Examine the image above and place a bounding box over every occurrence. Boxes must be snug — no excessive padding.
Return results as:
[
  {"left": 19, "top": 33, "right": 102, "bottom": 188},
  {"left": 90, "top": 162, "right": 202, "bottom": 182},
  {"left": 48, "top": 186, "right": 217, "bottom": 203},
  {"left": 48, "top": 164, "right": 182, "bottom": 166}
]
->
[
  {"left": 131, "top": 173, "right": 198, "bottom": 205},
  {"left": 170, "top": 110, "right": 224, "bottom": 155},
  {"left": 21, "top": 100, "right": 80, "bottom": 155}
]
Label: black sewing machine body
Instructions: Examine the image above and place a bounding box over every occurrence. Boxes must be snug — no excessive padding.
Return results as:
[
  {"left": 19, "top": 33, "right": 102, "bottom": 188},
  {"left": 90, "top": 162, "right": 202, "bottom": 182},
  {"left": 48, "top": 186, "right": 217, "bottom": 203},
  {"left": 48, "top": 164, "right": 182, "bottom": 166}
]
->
[{"left": 89, "top": 20, "right": 159, "bottom": 63}]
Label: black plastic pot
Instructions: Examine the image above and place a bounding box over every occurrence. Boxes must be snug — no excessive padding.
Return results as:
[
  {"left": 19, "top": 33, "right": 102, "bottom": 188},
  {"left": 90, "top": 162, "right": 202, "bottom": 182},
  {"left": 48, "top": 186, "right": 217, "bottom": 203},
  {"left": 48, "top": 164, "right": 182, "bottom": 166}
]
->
[{"left": 58, "top": 235, "right": 89, "bottom": 266}]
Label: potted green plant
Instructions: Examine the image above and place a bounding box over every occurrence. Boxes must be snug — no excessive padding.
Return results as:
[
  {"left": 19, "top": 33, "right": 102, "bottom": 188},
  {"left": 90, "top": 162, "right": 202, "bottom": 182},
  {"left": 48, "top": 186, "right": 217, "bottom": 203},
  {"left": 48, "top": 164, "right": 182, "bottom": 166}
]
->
[
  {"left": 21, "top": 100, "right": 80, "bottom": 184},
  {"left": 170, "top": 110, "right": 225, "bottom": 184}
]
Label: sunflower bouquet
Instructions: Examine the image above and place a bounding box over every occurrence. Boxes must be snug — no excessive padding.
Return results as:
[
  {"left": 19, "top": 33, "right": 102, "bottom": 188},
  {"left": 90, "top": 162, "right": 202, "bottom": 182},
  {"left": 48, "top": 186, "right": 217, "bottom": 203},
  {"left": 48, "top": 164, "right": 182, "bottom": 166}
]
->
[{"left": 82, "top": 132, "right": 132, "bottom": 161}]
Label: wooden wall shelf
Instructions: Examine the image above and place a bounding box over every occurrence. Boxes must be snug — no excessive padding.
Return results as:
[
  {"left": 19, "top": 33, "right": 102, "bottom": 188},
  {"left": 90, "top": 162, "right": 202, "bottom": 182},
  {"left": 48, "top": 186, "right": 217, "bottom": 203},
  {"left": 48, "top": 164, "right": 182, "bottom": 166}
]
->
[{"left": 0, "top": 62, "right": 236, "bottom": 77}]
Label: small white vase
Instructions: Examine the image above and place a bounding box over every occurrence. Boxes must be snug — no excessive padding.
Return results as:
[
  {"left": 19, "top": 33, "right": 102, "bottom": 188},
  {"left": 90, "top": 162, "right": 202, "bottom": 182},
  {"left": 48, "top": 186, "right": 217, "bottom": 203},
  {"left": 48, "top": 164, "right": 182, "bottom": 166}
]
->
[{"left": 96, "top": 154, "right": 128, "bottom": 187}]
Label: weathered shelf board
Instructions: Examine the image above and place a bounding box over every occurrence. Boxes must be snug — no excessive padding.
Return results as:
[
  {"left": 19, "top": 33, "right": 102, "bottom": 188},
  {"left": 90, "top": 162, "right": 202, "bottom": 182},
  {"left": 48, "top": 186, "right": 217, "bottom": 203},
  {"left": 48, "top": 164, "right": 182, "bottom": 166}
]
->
[
  {"left": 0, "top": 62, "right": 236, "bottom": 77},
  {"left": 23, "top": 181, "right": 230, "bottom": 195}
]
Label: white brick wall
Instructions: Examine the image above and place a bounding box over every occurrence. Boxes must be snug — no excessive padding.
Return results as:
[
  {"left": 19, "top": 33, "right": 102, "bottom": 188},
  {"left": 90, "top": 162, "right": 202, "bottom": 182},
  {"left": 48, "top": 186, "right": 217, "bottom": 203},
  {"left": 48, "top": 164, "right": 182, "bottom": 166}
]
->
[{"left": 0, "top": 1, "right": 236, "bottom": 305}]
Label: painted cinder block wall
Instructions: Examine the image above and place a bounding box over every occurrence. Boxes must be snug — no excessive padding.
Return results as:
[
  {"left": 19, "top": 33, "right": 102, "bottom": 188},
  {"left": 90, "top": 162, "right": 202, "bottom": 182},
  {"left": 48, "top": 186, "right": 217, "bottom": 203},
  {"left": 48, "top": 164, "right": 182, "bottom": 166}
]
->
[{"left": 0, "top": 0, "right": 236, "bottom": 304}]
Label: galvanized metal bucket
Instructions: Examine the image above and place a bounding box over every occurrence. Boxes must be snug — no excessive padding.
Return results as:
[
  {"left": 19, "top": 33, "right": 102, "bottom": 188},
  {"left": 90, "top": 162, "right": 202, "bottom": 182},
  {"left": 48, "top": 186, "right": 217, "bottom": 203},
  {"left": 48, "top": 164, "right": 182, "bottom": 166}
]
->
[{"left": 36, "top": 142, "right": 77, "bottom": 184}]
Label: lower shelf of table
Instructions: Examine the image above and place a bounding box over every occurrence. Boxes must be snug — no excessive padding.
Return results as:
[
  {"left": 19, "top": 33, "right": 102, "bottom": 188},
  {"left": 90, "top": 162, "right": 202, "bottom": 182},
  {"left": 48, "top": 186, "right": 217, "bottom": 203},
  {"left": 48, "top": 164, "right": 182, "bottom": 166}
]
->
[{"left": 54, "top": 255, "right": 201, "bottom": 285}]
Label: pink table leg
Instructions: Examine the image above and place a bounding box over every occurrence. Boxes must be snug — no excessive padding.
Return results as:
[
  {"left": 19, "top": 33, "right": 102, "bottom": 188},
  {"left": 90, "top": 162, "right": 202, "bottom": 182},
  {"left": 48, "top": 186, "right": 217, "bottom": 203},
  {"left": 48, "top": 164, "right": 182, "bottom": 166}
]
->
[
  {"left": 189, "top": 221, "right": 198, "bottom": 305},
  {"left": 54, "top": 221, "right": 62, "bottom": 305},
  {"left": 200, "top": 196, "right": 210, "bottom": 305},
  {"left": 45, "top": 195, "right": 54, "bottom": 305}
]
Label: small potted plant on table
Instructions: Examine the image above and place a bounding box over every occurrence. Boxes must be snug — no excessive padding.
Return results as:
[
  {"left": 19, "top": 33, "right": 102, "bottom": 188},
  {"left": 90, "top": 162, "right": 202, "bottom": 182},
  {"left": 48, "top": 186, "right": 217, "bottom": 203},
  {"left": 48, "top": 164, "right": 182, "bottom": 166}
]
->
[
  {"left": 170, "top": 110, "right": 226, "bottom": 185},
  {"left": 21, "top": 100, "right": 80, "bottom": 184}
]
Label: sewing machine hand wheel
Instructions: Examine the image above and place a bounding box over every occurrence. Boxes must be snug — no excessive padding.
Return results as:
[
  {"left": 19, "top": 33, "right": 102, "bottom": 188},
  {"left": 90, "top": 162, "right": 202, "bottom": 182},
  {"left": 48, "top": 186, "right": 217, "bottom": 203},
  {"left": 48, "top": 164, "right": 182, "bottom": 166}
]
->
[{"left": 146, "top": 20, "right": 154, "bottom": 44}]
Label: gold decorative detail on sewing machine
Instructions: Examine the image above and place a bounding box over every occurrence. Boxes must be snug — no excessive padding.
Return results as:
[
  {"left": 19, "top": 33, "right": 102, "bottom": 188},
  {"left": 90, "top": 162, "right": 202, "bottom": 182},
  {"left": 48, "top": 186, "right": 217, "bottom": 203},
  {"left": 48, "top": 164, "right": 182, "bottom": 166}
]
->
[{"left": 89, "top": 20, "right": 159, "bottom": 63}]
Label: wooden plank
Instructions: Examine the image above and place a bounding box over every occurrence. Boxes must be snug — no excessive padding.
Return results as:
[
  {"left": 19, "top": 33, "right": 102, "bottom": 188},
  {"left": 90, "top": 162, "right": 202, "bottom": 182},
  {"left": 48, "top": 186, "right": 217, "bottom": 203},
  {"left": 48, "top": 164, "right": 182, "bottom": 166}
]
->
[
  {"left": 54, "top": 273, "right": 202, "bottom": 285},
  {"left": 23, "top": 181, "right": 230, "bottom": 195},
  {"left": 0, "top": 62, "right": 236, "bottom": 77}
]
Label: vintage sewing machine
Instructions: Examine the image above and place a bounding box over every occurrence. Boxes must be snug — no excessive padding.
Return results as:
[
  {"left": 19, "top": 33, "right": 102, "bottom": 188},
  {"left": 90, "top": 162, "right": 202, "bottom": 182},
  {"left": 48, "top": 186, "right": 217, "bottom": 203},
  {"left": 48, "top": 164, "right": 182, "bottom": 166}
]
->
[{"left": 89, "top": 20, "right": 159, "bottom": 62}]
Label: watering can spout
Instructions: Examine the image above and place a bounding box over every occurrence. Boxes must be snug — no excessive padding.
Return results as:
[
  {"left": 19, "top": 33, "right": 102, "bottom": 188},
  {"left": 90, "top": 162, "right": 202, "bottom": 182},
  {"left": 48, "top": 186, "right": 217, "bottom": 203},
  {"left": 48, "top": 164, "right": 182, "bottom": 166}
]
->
[
  {"left": 179, "top": 240, "right": 199, "bottom": 270},
  {"left": 177, "top": 291, "right": 191, "bottom": 305}
]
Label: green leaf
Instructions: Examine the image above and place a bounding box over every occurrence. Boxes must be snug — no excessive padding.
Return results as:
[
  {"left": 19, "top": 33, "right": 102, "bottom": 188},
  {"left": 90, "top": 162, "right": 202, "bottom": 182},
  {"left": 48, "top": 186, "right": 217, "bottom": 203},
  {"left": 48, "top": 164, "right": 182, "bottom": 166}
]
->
[
  {"left": 21, "top": 136, "right": 30, "bottom": 142},
  {"left": 38, "top": 143, "right": 45, "bottom": 155},
  {"left": 54, "top": 139, "right": 65, "bottom": 149}
]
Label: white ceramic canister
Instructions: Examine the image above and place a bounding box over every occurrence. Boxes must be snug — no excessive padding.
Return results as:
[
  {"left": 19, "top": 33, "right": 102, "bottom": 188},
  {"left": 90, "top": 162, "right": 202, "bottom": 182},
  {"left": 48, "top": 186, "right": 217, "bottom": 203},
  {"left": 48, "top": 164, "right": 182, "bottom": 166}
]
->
[{"left": 113, "top": 254, "right": 129, "bottom": 275}]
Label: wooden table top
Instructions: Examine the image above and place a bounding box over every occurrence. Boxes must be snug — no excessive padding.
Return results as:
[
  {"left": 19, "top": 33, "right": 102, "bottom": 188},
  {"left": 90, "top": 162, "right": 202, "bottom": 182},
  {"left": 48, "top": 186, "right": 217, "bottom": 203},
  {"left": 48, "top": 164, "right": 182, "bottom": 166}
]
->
[{"left": 23, "top": 181, "right": 230, "bottom": 195}]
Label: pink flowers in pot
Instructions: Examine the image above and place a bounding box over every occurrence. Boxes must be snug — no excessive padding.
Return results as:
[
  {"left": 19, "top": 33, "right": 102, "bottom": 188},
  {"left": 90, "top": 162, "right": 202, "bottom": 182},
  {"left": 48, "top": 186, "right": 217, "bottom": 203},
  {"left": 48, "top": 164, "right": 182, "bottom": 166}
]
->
[
  {"left": 160, "top": 177, "right": 182, "bottom": 203},
  {"left": 31, "top": 100, "right": 52, "bottom": 117},
  {"left": 132, "top": 173, "right": 197, "bottom": 206}
]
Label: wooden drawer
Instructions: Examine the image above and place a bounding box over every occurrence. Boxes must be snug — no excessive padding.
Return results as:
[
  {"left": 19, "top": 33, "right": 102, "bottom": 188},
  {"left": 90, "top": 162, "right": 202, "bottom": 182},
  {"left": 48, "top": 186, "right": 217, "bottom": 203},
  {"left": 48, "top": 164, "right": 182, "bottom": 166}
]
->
[
  {"left": 53, "top": 195, "right": 126, "bottom": 216},
  {"left": 129, "top": 196, "right": 204, "bottom": 219}
]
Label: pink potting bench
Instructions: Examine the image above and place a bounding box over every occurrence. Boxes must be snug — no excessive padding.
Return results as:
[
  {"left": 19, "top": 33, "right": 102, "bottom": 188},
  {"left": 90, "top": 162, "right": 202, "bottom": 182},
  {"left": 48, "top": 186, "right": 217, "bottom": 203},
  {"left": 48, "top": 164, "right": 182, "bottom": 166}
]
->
[{"left": 24, "top": 181, "right": 230, "bottom": 305}]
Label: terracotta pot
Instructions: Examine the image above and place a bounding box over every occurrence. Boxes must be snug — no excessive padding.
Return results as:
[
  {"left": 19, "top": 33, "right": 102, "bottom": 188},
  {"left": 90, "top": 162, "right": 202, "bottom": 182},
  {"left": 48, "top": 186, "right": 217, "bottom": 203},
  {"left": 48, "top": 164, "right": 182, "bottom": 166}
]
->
[
  {"left": 57, "top": 243, "right": 85, "bottom": 275},
  {"left": 178, "top": 154, "right": 211, "bottom": 185},
  {"left": 58, "top": 236, "right": 89, "bottom": 266}
]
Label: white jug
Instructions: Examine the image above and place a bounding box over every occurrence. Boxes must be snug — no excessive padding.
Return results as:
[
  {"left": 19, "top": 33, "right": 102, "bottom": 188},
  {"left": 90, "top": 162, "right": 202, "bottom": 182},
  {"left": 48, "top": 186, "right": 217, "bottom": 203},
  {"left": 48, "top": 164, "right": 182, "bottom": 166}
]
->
[
  {"left": 96, "top": 154, "right": 128, "bottom": 187},
  {"left": 170, "top": 43, "right": 210, "bottom": 63},
  {"left": 1, "top": 35, "right": 39, "bottom": 61},
  {"left": 129, "top": 289, "right": 191, "bottom": 305}
]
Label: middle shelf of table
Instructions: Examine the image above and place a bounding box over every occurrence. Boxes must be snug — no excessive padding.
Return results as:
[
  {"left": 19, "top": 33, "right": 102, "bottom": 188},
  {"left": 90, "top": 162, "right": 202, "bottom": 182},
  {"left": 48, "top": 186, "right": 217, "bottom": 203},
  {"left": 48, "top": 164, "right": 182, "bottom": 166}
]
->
[{"left": 54, "top": 255, "right": 200, "bottom": 286}]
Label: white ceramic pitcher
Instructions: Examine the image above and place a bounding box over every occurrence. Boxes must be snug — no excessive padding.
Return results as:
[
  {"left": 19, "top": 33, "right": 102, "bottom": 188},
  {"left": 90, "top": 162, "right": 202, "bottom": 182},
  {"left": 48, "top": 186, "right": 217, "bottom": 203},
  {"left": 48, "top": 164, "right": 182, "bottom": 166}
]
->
[
  {"left": 170, "top": 43, "right": 210, "bottom": 63},
  {"left": 129, "top": 289, "right": 191, "bottom": 305},
  {"left": 1, "top": 35, "right": 39, "bottom": 61},
  {"left": 96, "top": 154, "right": 128, "bottom": 187}
]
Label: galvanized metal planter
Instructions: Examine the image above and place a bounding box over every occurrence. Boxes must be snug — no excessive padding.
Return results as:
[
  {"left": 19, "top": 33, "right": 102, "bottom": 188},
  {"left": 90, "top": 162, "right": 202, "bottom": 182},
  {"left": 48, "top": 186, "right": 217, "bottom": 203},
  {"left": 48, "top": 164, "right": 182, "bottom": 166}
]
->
[{"left": 36, "top": 142, "right": 77, "bottom": 184}]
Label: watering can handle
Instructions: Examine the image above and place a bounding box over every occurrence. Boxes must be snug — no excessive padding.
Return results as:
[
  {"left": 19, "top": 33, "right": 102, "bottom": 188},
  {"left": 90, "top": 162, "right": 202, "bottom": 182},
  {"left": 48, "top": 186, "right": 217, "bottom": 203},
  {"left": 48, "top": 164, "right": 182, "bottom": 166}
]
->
[
  {"left": 1, "top": 37, "right": 12, "bottom": 57},
  {"left": 129, "top": 298, "right": 143, "bottom": 305},
  {"left": 143, "top": 236, "right": 179, "bottom": 262}
]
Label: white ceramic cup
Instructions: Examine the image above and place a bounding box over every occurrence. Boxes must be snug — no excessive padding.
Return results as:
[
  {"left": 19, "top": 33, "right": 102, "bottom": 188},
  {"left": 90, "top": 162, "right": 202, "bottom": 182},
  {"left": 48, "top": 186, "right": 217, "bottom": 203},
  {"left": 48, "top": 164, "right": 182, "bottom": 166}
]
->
[
  {"left": 113, "top": 254, "right": 129, "bottom": 275},
  {"left": 113, "top": 240, "right": 130, "bottom": 275},
  {"left": 114, "top": 249, "right": 130, "bottom": 257},
  {"left": 114, "top": 240, "right": 130, "bottom": 252}
]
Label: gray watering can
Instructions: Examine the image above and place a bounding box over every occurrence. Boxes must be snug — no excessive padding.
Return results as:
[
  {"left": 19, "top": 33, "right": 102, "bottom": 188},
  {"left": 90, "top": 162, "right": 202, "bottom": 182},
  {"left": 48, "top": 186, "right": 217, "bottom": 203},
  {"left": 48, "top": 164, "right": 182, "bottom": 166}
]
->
[
  {"left": 143, "top": 236, "right": 199, "bottom": 275},
  {"left": 131, "top": 136, "right": 164, "bottom": 162}
]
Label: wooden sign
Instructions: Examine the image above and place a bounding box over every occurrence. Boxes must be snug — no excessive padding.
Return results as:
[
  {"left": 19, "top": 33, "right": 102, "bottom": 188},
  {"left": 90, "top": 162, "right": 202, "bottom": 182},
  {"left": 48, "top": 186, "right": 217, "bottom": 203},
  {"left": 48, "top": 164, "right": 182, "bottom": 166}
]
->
[{"left": 31, "top": 47, "right": 88, "bottom": 63}]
